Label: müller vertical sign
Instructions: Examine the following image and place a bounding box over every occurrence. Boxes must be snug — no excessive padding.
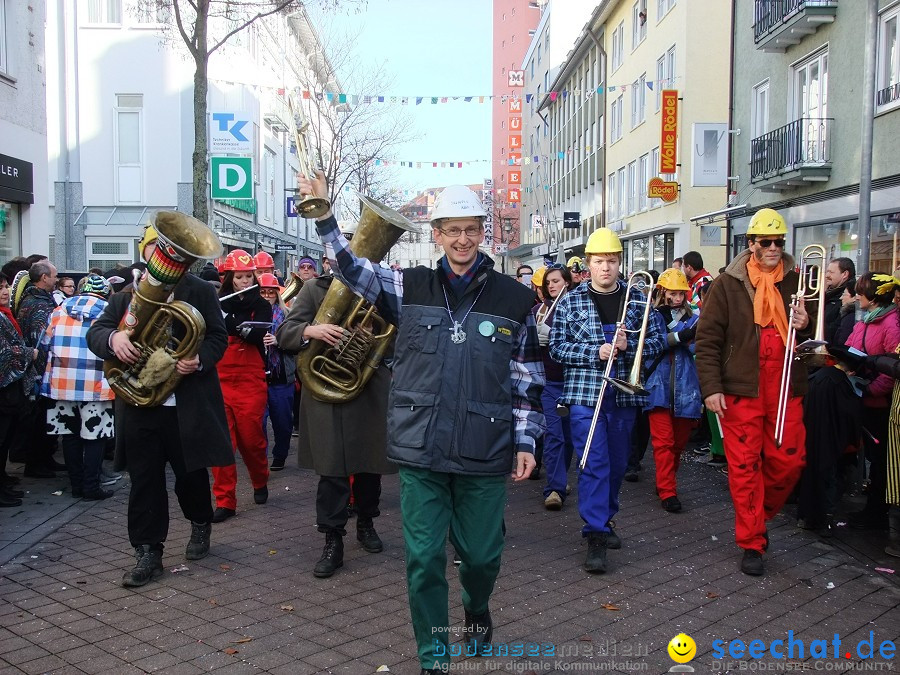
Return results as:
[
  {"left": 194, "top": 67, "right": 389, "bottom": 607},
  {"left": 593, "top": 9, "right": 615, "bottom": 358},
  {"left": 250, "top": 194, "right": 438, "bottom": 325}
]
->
[{"left": 660, "top": 90, "right": 679, "bottom": 174}]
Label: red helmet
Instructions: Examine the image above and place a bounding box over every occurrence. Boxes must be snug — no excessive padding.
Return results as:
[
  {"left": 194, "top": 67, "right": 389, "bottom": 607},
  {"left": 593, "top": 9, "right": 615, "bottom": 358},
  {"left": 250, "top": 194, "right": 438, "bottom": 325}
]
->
[
  {"left": 254, "top": 251, "right": 275, "bottom": 269},
  {"left": 223, "top": 249, "right": 256, "bottom": 272},
  {"left": 258, "top": 273, "right": 280, "bottom": 289}
]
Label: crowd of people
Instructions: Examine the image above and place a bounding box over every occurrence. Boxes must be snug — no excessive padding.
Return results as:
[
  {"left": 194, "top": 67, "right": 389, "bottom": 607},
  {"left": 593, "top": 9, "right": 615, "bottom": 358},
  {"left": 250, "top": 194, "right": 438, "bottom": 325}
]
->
[{"left": 2, "top": 184, "right": 900, "bottom": 674}]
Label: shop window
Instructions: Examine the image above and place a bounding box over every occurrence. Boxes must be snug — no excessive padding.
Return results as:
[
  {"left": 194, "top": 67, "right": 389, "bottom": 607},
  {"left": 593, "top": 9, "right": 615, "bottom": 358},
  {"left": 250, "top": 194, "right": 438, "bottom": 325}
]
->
[{"left": 0, "top": 201, "right": 19, "bottom": 261}]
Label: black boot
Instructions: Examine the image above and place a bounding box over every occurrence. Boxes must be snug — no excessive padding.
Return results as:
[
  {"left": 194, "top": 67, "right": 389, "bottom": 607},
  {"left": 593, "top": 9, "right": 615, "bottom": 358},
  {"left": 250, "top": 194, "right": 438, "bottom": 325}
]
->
[
  {"left": 886, "top": 507, "right": 900, "bottom": 558},
  {"left": 584, "top": 532, "right": 608, "bottom": 574},
  {"left": 463, "top": 607, "right": 493, "bottom": 654},
  {"left": 185, "top": 521, "right": 212, "bottom": 560},
  {"left": 356, "top": 520, "right": 383, "bottom": 553},
  {"left": 313, "top": 531, "right": 343, "bottom": 578},
  {"left": 122, "top": 545, "right": 164, "bottom": 587}
]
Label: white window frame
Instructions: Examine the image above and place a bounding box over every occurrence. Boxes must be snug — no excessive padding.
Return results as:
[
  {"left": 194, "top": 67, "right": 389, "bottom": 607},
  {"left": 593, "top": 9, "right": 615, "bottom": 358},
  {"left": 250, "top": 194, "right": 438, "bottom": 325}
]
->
[
  {"left": 876, "top": 5, "right": 900, "bottom": 114},
  {"left": 616, "top": 167, "right": 626, "bottom": 219},
  {"left": 611, "top": 21, "right": 625, "bottom": 72},
  {"left": 87, "top": 238, "right": 134, "bottom": 270},
  {"left": 656, "top": 46, "right": 676, "bottom": 110},
  {"left": 650, "top": 147, "right": 662, "bottom": 208},
  {"left": 639, "top": 153, "right": 649, "bottom": 211},
  {"left": 114, "top": 97, "right": 143, "bottom": 205},
  {"left": 751, "top": 79, "right": 770, "bottom": 139},
  {"left": 85, "top": 0, "right": 122, "bottom": 25},
  {"left": 657, "top": 0, "right": 676, "bottom": 22},
  {"left": 791, "top": 47, "right": 828, "bottom": 122},
  {"left": 631, "top": 73, "right": 647, "bottom": 128},
  {"left": 607, "top": 172, "right": 617, "bottom": 221},
  {"left": 632, "top": 0, "right": 647, "bottom": 50},
  {"left": 0, "top": 0, "right": 7, "bottom": 75}
]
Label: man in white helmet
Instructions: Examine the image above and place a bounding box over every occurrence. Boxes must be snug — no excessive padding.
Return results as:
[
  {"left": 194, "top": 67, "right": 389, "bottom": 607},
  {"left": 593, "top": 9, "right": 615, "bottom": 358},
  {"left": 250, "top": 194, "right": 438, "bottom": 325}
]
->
[{"left": 298, "top": 174, "right": 544, "bottom": 675}]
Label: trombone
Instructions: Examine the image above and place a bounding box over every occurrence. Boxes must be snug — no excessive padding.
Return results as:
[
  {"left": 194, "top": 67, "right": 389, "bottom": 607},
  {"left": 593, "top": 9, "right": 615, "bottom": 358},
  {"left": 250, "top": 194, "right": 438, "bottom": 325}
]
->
[
  {"left": 774, "top": 243, "right": 826, "bottom": 447},
  {"left": 579, "top": 271, "right": 655, "bottom": 470},
  {"left": 288, "top": 94, "right": 330, "bottom": 218}
]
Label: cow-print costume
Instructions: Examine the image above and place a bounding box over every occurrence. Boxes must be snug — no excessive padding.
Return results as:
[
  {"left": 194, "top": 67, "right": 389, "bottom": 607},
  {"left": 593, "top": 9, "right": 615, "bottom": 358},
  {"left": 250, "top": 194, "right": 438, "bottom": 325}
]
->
[{"left": 46, "top": 400, "right": 114, "bottom": 440}]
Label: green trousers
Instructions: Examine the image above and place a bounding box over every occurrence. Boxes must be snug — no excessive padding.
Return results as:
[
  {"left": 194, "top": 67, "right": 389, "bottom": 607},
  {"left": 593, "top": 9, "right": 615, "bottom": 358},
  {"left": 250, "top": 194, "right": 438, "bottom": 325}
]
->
[{"left": 399, "top": 466, "right": 507, "bottom": 668}]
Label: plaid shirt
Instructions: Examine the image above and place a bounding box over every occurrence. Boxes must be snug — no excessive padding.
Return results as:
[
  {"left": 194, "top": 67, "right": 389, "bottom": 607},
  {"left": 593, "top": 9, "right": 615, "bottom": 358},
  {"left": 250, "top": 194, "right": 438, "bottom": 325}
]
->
[
  {"left": 40, "top": 295, "right": 114, "bottom": 402},
  {"left": 318, "top": 216, "right": 545, "bottom": 453},
  {"left": 550, "top": 280, "right": 665, "bottom": 407}
]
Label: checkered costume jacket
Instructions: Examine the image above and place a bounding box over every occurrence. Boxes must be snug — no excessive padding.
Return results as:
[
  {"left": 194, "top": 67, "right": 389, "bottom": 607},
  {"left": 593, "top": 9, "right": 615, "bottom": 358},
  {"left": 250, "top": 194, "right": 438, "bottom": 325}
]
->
[{"left": 549, "top": 279, "right": 665, "bottom": 408}]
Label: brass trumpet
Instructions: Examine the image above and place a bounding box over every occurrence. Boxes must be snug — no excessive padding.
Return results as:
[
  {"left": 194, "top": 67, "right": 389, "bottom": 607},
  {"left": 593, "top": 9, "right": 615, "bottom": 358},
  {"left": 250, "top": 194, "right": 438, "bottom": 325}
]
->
[
  {"left": 288, "top": 94, "right": 330, "bottom": 218},
  {"left": 579, "top": 271, "right": 655, "bottom": 470}
]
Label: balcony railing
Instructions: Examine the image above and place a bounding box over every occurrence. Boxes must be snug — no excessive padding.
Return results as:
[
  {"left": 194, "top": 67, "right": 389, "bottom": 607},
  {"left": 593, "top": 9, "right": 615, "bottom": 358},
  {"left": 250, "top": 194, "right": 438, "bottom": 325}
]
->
[
  {"left": 876, "top": 82, "right": 900, "bottom": 109},
  {"left": 753, "top": 0, "right": 837, "bottom": 45},
  {"left": 750, "top": 117, "right": 832, "bottom": 181}
]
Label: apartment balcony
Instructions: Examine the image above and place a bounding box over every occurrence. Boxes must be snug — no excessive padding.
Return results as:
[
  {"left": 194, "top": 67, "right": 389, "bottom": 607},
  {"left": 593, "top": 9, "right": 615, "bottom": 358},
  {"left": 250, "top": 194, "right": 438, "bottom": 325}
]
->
[
  {"left": 753, "top": 0, "right": 837, "bottom": 52},
  {"left": 750, "top": 118, "right": 832, "bottom": 192}
]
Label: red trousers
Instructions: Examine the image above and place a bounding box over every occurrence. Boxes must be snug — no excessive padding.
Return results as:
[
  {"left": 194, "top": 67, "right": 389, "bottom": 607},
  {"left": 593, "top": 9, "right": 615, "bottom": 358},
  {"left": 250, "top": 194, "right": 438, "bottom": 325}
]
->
[
  {"left": 648, "top": 409, "right": 697, "bottom": 500},
  {"left": 720, "top": 327, "right": 806, "bottom": 553},
  {"left": 212, "top": 340, "right": 269, "bottom": 510}
]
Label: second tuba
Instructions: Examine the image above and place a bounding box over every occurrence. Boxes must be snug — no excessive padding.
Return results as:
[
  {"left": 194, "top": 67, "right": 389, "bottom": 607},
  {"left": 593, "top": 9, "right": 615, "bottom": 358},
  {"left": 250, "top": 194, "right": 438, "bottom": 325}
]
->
[
  {"left": 297, "top": 193, "right": 418, "bottom": 403},
  {"left": 103, "top": 211, "right": 223, "bottom": 407}
]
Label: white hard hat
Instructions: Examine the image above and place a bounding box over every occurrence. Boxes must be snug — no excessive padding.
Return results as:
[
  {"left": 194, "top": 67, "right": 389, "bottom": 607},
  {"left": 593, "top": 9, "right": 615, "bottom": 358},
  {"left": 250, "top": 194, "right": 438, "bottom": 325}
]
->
[{"left": 430, "top": 185, "right": 487, "bottom": 223}]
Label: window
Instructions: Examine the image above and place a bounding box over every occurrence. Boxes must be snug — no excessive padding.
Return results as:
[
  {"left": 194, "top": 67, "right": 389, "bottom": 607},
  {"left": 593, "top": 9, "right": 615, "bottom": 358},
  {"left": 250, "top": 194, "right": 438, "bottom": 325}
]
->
[
  {"left": 793, "top": 49, "right": 828, "bottom": 121},
  {"left": 611, "top": 22, "right": 625, "bottom": 71},
  {"left": 650, "top": 147, "right": 662, "bottom": 207},
  {"left": 611, "top": 94, "right": 624, "bottom": 142},
  {"left": 632, "top": 236, "right": 650, "bottom": 271},
  {"left": 631, "top": 73, "right": 646, "bottom": 127},
  {"left": 752, "top": 80, "right": 769, "bottom": 138},
  {"left": 607, "top": 173, "right": 616, "bottom": 220},
  {"left": 264, "top": 149, "right": 276, "bottom": 222},
  {"left": 657, "top": 0, "right": 676, "bottom": 21},
  {"left": 656, "top": 46, "right": 676, "bottom": 110},
  {"left": 135, "top": 4, "right": 167, "bottom": 23},
  {"left": 627, "top": 161, "right": 637, "bottom": 215},
  {"left": 632, "top": 0, "right": 647, "bottom": 49},
  {"left": 653, "top": 233, "right": 674, "bottom": 271},
  {"left": 616, "top": 167, "right": 626, "bottom": 218},
  {"left": 639, "top": 153, "right": 649, "bottom": 210},
  {"left": 877, "top": 6, "right": 900, "bottom": 112},
  {"left": 87, "top": 239, "right": 132, "bottom": 271},
  {"left": 0, "top": 0, "right": 6, "bottom": 74},
  {"left": 115, "top": 94, "right": 142, "bottom": 203},
  {"left": 87, "top": 0, "right": 121, "bottom": 24}
]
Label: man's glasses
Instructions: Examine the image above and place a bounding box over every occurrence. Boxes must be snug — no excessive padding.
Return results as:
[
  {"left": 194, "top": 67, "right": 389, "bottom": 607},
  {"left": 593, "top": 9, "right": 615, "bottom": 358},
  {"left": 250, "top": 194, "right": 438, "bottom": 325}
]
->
[
  {"left": 757, "top": 238, "right": 786, "bottom": 249},
  {"left": 439, "top": 226, "right": 483, "bottom": 238},
  {"left": 299, "top": 264, "right": 316, "bottom": 270},
  {"left": 260, "top": 289, "right": 278, "bottom": 295}
]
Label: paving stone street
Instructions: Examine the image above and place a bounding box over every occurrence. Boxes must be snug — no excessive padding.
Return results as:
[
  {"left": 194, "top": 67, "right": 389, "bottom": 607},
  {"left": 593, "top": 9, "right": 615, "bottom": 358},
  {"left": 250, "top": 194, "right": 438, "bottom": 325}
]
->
[{"left": 1, "top": 443, "right": 898, "bottom": 675}]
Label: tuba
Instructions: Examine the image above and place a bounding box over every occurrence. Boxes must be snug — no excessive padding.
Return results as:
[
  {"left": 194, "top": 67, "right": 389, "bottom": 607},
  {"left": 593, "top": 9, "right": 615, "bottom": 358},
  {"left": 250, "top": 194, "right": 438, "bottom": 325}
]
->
[
  {"left": 296, "top": 193, "right": 418, "bottom": 403},
  {"left": 281, "top": 271, "right": 304, "bottom": 305},
  {"left": 103, "top": 211, "right": 223, "bottom": 407}
]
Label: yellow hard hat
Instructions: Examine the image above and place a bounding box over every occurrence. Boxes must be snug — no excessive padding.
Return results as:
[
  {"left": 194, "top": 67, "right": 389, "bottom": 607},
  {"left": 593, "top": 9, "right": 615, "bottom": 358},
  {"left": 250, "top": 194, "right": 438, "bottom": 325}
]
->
[
  {"left": 531, "top": 266, "right": 547, "bottom": 287},
  {"left": 585, "top": 228, "right": 623, "bottom": 254},
  {"left": 138, "top": 224, "right": 158, "bottom": 258},
  {"left": 657, "top": 268, "right": 691, "bottom": 292},
  {"left": 567, "top": 256, "right": 584, "bottom": 272},
  {"left": 747, "top": 208, "right": 788, "bottom": 237}
]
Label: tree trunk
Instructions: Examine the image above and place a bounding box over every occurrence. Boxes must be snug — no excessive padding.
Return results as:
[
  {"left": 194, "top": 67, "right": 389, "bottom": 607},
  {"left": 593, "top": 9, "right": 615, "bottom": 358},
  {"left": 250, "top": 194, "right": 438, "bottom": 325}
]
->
[{"left": 192, "top": 0, "right": 210, "bottom": 223}]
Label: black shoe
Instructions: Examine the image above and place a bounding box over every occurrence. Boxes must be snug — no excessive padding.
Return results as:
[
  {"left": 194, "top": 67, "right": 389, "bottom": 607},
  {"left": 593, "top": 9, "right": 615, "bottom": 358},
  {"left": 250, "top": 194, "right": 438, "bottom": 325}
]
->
[
  {"left": 185, "top": 522, "right": 212, "bottom": 560},
  {"left": 23, "top": 466, "right": 55, "bottom": 479},
  {"left": 211, "top": 507, "right": 235, "bottom": 523},
  {"left": 623, "top": 469, "right": 639, "bottom": 482},
  {"left": 2, "top": 486, "right": 24, "bottom": 499},
  {"left": 606, "top": 520, "right": 622, "bottom": 549},
  {"left": 464, "top": 608, "right": 493, "bottom": 653},
  {"left": 584, "top": 533, "right": 608, "bottom": 574},
  {"left": 662, "top": 496, "right": 682, "bottom": 513},
  {"left": 270, "top": 457, "right": 286, "bottom": 471},
  {"left": 357, "top": 525, "right": 383, "bottom": 553},
  {"left": 122, "top": 545, "right": 164, "bottom": 587},
  {"left": 707, "top": 454, "right": 727, "bottom": 466},
  {"left": 819, "top": 515, "right": 835, "bottom": 539},
  {"left": 72, "top": 488, "right": 83, "bottom": 499},
  {"left": 313, "top": 532, "right": 344, "bottom": 578},
  {"left": 253, "top": 486, "right": 268, "bottom": 504},
  {"left": 82, "top": 488, "right": 113, "bottom": 501},
  {"left": 740, "top": 549, "right": 765, "bottom": 576},
  {"left": 0, "top": 493, "right": 22, "bottom": 507},
  {"left": 2, "top": 475, "right": 21, "bottom": 486}
]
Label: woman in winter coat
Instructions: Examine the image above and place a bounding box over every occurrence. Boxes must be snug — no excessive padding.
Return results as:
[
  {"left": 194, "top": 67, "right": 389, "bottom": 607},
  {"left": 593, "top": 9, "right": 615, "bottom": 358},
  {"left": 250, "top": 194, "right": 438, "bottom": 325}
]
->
[
  {"left": 844, "top": 271, "right": 900, "bottom": 530},
  {"left": 212, "top": 250, "right": 273, "bottom": 522},
  {"left": 644, "top": 268, "right": 702, "bottom": 513},
  {"left": 533, "top": 264, "right": 576, "bottom": 510}
]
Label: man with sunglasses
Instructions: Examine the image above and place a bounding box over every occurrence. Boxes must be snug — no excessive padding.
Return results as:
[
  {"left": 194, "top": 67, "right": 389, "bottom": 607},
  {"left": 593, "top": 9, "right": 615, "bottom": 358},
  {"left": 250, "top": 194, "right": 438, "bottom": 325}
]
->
[
  {"left": 296, "top": 256, "right": 319, "bottom": 282},
  {"left": 695, "top": 208, "right": 812, "bottom": 577},
  {"left": 297, "top": 176, "right": 544, "bottom": 675}
]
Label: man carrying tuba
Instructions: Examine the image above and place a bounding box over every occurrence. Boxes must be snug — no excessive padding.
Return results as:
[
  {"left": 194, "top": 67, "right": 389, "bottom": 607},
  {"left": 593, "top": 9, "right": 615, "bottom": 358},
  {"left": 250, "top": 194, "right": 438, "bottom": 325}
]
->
[{"left": 86, "top": 215, "right": 234, "bottom": 588}]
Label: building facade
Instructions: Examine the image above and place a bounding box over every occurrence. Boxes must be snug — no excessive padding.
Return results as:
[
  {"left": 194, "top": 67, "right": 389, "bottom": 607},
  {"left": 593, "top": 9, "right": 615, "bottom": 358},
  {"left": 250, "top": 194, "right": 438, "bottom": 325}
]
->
[
  {"left": 729, "top": 0, "right": 900, "bottom": 274},
  {"left": 45, "top": 1, "right": 337, "bottom": 275},
  {"left": 0, "top": 0, "right": 49, "bottom": 261},
  {"left": 536, "top": 0, "right": 732, "bottom": 275}
]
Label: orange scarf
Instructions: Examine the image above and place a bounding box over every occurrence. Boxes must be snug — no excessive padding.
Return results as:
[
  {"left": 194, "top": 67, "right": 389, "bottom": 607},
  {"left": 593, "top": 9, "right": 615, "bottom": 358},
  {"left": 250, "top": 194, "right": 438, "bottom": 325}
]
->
[{"left": 746, "top": 255, "right": 789, "bottom": 344}]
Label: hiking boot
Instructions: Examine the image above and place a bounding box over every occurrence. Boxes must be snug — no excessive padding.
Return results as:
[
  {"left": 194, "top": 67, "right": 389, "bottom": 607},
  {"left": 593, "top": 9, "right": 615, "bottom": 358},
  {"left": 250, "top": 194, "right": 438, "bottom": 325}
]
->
[
  {"left": 740, "top": 549, "right": 765, "bottom": 576},
  {"left": 185, "top": 521, "right": 211, "bottom": 560},
  {"left": 313, "top": 531, "right": 343, "bottom": 578},
  {"left": 356, "top": 523, "right": 383, "bottom": 553},
  {"left": 584, "top": 532, "right": 608, "bottom": 574},
  {"left": 606, "top": 520, "right": 622, "bottom": 549},
  {"left": 253, "top": 486, "right": 268, "bottom": 504},
  {"left": 662, "top": 496, "right": 682, "bottom": 513},
  {"left": 122, "top": 545, "right": 164, "bottom": 587},
  {"left": 463, "top": 608, "right": 493, "bottom": 653},
  {"left": 211, "top": 507, "right": 235, "bottom": 523},
  {"left": 544, "top": 491, "right": 563, "bottom": 511}
]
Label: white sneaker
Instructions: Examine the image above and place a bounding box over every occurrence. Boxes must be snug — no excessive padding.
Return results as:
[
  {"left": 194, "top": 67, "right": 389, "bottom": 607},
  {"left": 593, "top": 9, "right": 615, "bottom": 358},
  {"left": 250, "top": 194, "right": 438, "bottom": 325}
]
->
[{"left": 100, "top": 468, "right": 122, "bottom": 486}]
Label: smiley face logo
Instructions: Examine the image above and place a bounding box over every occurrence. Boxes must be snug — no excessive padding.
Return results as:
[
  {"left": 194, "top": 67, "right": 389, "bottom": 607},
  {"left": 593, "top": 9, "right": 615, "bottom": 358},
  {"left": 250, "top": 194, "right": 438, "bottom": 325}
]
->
[{"left": 667, "top": 633, "right": 696, "bottom": 664}]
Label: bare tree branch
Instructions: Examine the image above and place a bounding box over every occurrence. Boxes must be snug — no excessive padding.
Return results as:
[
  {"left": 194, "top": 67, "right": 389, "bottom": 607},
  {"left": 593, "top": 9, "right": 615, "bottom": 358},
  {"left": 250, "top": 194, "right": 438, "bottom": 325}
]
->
[{"left": 207, "top": 0, "right": 294, "bottom": 55}]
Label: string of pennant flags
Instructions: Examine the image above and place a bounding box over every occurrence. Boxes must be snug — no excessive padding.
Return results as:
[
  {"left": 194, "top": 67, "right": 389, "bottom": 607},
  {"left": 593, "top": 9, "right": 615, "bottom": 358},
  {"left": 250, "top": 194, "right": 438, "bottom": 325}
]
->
[{"left": 368, "top": 152, "right": 602, "bottom": 169}]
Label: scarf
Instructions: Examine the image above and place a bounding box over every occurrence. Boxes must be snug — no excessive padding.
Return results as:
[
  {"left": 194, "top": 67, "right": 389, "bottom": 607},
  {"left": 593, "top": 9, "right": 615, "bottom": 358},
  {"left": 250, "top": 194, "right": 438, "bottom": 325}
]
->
[
  {"left": 0, "top": 305, "right": 21, "bottom": 335},
  {"left": 863, "top": 304, "right": 895, "bottom": 324},
  {"left": 440, "top": 252, "right": 483, "bottom": 297},
  {"left": 746, "top": 254, "right": 788, "bottom": 344}
]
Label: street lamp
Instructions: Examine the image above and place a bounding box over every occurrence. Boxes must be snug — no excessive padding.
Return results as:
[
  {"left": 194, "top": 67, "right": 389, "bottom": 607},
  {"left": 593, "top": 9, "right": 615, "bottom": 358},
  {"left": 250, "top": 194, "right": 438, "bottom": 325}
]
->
[{"left": 502, "top": 219, "right": 513, "bottom": 275}]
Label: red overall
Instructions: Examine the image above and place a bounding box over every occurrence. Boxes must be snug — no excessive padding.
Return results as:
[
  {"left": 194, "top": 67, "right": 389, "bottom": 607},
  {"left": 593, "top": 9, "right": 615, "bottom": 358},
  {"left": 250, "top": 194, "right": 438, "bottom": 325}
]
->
[
  {"left": 212, "top": 337, "right": 270, "bottom": 510},
  {"left": 721, "top": 326, "right": 806, "bottom": 553},
  {"left": 649, "top": 410, "right": 697, "bottom": 500}
]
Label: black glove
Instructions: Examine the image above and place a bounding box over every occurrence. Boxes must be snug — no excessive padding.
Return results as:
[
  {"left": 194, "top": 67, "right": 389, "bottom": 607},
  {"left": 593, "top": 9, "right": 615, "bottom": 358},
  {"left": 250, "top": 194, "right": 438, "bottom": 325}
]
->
[
  {"left": 676, "top": 326, "right": 696, "bottom": 344},
  {"left": 865, "top": 353, "right": 900, "bottom": 380},
  {"left": 826, "top": 345, "right": 867, "bottom": 371}
]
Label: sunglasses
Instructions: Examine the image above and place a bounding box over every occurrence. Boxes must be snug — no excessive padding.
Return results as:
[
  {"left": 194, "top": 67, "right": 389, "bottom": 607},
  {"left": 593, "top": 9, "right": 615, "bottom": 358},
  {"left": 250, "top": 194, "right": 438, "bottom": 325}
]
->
[
  {"left": 547, "top": 263, "right": 566, "bottom": 271},
  {"left": 299, "top": 264, "right": 316, "bottom": 270},
  {"left": 757, "top": 238, "right": 786, "bottom": 249}
]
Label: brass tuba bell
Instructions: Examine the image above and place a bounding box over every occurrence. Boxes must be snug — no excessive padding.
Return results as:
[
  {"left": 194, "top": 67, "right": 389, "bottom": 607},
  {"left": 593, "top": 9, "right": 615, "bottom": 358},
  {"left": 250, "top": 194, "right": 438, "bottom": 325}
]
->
[
  {"left": 103, "top": 211, "right": 223, "bottom": 407},
  {"left": 296, "top": 193, "right": 418, "bottom": 403}
]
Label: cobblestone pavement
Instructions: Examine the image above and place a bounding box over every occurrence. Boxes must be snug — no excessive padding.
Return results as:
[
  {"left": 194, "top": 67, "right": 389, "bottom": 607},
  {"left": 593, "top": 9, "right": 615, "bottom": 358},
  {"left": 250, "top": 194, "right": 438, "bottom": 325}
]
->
[{"left": 1, "top": 446, "right": 898, "bottom": 675}]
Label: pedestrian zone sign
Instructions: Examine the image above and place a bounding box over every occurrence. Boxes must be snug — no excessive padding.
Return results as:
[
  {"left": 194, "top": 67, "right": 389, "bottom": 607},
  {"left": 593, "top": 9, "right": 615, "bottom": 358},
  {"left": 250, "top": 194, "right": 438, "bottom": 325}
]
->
[{"left": 211, "top": 157, "right": 253, "bottom": 200}]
